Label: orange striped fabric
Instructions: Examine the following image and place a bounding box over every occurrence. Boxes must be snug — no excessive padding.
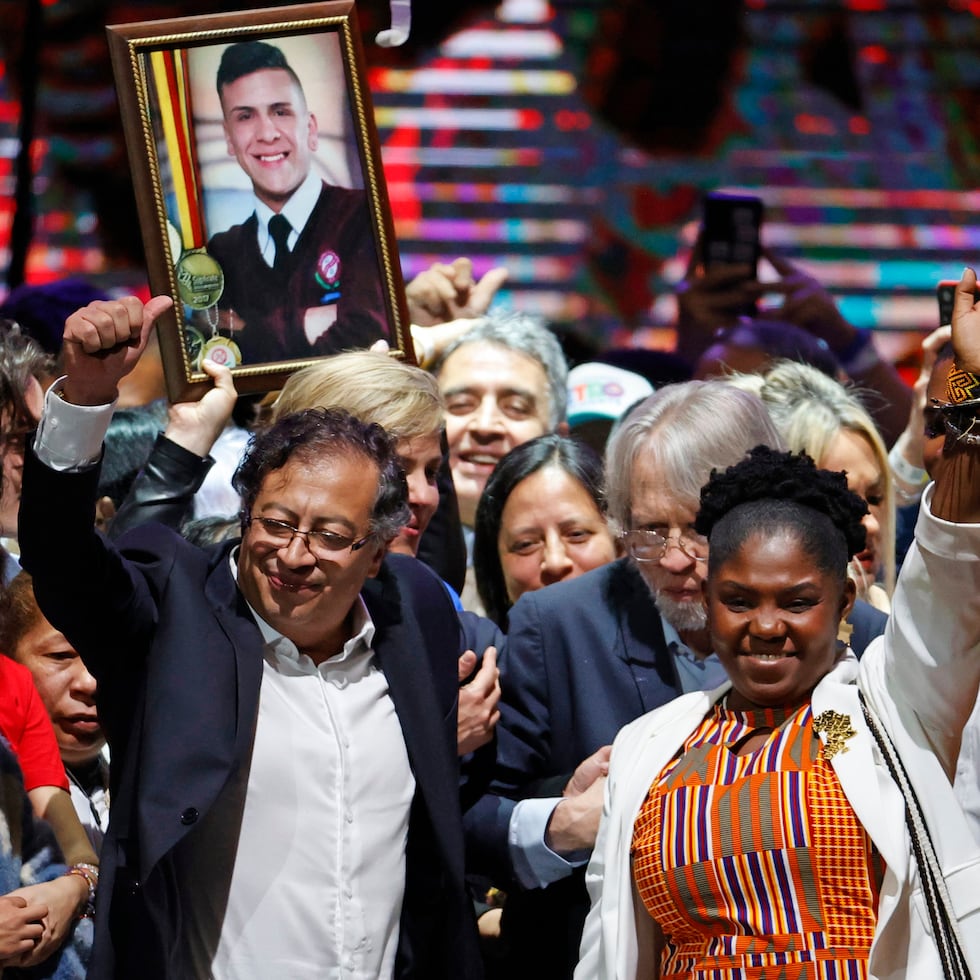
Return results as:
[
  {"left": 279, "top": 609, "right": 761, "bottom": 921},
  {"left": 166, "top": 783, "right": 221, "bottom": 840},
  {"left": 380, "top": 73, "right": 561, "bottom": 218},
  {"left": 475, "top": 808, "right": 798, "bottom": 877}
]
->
[{"left": 631, "top": 701, "right": 882, "bottom": 979}]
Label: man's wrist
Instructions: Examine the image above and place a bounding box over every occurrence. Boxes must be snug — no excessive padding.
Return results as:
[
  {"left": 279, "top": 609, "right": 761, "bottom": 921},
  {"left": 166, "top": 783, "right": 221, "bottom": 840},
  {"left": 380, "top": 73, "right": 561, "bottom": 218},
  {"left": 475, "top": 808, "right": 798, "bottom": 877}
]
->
[
  {"left": 163, "top": 424, "right": 219, "bottom": 459},
  {"left": 61, "top": 380, "right": 118, "bottom": 408},
  {"left": 544, "top": 797, "right": 588, "bottom": 855}
]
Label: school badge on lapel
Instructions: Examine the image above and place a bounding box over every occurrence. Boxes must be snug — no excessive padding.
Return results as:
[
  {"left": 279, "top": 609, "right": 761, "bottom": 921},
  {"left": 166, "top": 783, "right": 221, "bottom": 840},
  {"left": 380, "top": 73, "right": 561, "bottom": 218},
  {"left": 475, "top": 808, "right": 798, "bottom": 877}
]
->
[{"left": 315, "top": 250, "right": 342, "bottom": 305}]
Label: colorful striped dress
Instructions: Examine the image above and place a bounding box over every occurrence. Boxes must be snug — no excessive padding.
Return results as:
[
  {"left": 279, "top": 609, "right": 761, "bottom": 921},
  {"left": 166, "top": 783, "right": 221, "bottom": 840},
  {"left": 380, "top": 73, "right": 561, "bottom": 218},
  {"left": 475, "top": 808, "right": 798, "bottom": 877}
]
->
[{"left": 631, "top": 700, "right": 883, "bottom": 979}]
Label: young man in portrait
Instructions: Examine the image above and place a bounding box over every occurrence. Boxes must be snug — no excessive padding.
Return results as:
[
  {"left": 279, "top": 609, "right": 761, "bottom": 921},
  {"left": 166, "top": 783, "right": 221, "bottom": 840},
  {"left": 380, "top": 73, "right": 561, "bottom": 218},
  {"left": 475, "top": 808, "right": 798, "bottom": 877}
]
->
[{"left": 206, "top": 40, "right": 389, "bottom": 365}]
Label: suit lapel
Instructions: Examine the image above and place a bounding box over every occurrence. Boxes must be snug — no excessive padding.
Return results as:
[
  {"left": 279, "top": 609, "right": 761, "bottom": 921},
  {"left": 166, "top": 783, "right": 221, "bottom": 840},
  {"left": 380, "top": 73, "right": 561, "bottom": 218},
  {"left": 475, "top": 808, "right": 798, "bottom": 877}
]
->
[
  {"left": 812, "top": 668, "right": 908, "bottom": 879},
  {"left": 140, "top": 546, "right": 265, "bottom": 877},
  {"left": 362, "top": 573, "right": 461, "bottom": 853},
  {"left": 205, "top": 552, "right": 265, "bottom": 765}
]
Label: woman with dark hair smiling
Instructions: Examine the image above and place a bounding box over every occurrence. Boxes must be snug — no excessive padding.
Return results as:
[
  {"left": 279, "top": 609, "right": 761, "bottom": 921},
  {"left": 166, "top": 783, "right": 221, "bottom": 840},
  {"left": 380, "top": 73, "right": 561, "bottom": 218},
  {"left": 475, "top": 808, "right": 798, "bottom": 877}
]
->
[
  {"left": 575, "top": 269, "right": 980, "bottom": 980},
  {"left": 473, "top": 434, "right": 618, "bottom": 629}
]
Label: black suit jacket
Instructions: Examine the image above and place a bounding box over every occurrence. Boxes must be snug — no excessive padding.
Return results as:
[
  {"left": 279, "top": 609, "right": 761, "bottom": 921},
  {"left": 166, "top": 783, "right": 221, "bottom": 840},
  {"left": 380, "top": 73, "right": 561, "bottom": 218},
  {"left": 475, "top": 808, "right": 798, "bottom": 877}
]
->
[{"left": 19, "top": 447, "right": 483, "bottom": 980}]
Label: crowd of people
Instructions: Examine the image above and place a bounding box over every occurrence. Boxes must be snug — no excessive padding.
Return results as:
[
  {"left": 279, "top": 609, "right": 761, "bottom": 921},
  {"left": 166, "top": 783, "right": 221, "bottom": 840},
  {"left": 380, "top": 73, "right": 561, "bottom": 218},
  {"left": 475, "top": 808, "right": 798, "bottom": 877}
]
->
[{"left": 0, "top": 224, "right": 979, "bottom": 980}]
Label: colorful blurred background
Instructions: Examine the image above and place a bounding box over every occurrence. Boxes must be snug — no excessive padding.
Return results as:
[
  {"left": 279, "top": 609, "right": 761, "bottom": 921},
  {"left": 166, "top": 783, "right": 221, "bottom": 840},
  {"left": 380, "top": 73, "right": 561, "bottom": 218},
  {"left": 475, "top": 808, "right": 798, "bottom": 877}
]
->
[{"left": 2, "top": 0, "right": 979, "bottom": 372}]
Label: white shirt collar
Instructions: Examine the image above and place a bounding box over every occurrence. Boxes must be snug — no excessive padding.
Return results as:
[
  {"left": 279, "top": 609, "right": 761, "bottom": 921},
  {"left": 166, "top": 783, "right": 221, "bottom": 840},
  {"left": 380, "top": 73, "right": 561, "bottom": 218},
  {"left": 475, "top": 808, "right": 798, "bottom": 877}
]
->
[{"left": 255, "top": 170, "right": 322, "bottom": 251}]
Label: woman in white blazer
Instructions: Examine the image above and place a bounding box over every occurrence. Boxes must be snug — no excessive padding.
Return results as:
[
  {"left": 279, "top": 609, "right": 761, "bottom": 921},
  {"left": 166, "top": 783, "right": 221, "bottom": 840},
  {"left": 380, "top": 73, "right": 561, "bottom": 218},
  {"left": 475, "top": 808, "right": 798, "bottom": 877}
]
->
[{"left": 576, "top": 268, "right": 980, "bottom": 980}]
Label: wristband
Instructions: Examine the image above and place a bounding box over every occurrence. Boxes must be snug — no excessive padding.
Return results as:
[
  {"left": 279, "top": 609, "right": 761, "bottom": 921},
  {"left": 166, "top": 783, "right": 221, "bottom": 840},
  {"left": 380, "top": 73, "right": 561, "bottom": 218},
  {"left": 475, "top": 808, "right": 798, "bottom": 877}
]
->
[
  {"left": 887, "top": 442, "right": 928, "bottom": 491},
  {"left": 66, "top": 862, "right": 99, "bottom": 919},
  {"left": 946, "top": 364, "right": 980, "bottom": 405}
]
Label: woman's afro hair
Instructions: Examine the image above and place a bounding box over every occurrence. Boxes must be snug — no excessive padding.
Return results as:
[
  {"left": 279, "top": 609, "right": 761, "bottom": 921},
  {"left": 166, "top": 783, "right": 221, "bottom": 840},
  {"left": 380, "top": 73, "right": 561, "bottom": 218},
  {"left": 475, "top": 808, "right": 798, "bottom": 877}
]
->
[{"left": 694, "top": 444, "right": 868, "bottom": 559}]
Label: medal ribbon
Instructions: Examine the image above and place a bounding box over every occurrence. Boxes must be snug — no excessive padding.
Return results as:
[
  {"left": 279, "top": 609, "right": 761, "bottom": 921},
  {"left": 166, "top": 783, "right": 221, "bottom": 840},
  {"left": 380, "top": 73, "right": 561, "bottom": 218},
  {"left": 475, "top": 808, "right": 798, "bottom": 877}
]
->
[{"left": 150, "top": 48, "right": 206, "bottom": 251}]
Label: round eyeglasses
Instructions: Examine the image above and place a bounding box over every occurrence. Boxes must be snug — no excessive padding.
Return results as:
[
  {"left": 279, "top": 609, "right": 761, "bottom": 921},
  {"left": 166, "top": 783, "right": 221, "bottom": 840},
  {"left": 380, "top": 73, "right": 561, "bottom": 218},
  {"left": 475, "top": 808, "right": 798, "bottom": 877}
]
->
[
  {"left": 244, "top": 516, "right": 374, "bottom": 559},
  {"left": 622, "top": 528, "right": 708, "bottom": 564}
]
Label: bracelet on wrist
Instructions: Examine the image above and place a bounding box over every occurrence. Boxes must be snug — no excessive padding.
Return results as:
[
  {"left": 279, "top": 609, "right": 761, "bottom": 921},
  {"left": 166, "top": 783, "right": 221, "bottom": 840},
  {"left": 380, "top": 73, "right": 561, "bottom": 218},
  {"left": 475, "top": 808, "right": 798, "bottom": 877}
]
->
[
  {"left": 945, "top": 364, "right": 980, "bottom": 405},
  {"left": 937, "top": 399, "right": 980, "bottom": 448},
  {"left": 888, "top": 442, "right": 928, "bottom": 491},
  {"left": 66, "top": 862, "right": 99, "bottom": 919}
]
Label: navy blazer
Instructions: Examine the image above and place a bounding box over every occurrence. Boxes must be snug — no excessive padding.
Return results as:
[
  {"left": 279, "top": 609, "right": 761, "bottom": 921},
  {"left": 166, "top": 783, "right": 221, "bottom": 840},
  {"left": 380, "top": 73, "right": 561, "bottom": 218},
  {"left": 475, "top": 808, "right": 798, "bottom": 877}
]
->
[
  {"left": 465, "top": 558, "right": 677, "bottom": 878},
  {"left": 20, "top": 447, "right": 482, "bottom": 980}
]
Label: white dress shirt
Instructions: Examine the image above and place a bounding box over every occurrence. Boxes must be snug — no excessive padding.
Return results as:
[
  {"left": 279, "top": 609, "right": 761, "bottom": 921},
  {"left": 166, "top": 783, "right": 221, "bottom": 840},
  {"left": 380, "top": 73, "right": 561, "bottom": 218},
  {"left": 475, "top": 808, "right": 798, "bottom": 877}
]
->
[{"left": 177, "top": 592, "right": 415, "bottom": 980}]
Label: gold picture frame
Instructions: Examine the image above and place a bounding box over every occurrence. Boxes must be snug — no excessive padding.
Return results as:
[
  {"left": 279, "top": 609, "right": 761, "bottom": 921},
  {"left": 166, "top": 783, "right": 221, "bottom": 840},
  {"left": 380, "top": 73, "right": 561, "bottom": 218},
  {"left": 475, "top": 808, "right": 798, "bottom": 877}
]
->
[{"left": 107, "top": 1, "right": 412, "bottom": 401}]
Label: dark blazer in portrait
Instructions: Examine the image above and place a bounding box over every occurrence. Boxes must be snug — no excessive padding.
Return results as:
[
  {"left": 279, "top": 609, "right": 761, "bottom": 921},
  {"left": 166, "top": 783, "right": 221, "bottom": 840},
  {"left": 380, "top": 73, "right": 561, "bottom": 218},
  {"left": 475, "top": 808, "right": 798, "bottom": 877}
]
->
[
  {"left": 465, "top": 556, "right": 888, "bottom": 979},
  {"left": 207, "top": 181, "right": 388, "bottom": 365},
  {"left": 19, "top": 447, "right": 483, "bottom": 980}
]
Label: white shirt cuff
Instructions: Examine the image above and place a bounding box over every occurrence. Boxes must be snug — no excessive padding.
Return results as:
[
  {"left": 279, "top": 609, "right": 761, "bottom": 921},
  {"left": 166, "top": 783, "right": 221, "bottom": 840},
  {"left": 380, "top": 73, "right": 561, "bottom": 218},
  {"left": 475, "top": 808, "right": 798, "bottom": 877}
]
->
[
  {"left": 33, "top": 378, "right": 115, "bottom": 471},
  {"left": 508, "top": 797, "right": 589, "bottom": 889}
]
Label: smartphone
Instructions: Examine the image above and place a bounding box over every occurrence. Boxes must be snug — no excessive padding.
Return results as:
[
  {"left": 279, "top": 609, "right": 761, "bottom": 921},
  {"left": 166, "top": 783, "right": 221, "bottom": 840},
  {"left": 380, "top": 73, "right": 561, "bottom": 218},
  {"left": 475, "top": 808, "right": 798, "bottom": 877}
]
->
[
  {"left": 937, "top": 278, "right": 980, "bottom": 325},
  {"left": 701, "top": 191, "right": 764, "bottom": 274},
  {"left": 937, "top": 280, "right": 958, "bottom": 326}
]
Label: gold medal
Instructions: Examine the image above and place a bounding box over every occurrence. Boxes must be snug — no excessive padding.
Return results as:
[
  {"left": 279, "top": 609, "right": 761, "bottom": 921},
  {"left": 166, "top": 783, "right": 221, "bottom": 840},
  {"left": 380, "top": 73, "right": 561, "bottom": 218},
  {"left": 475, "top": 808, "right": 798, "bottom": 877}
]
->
[
  {"left": 200, "top": 335, "right": 242, "bottom": 368},
  {"left": 176, "top": 249, "right": 225, "bottom": 310}
]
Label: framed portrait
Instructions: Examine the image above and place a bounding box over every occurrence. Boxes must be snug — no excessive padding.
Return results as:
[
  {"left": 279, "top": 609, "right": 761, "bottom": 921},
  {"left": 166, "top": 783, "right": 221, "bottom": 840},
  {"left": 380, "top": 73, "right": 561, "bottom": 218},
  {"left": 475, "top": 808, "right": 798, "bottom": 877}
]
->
[{"left": 107, "top": 1, "right": 412, "bottom": 401}]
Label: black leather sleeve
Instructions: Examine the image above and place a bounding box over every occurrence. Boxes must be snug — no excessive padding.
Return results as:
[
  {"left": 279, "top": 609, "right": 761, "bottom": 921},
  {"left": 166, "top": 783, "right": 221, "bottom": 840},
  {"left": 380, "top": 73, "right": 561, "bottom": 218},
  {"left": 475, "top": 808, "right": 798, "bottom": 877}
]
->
[{"left": 107, "top": 434, "right": 214, "bottom": 540}]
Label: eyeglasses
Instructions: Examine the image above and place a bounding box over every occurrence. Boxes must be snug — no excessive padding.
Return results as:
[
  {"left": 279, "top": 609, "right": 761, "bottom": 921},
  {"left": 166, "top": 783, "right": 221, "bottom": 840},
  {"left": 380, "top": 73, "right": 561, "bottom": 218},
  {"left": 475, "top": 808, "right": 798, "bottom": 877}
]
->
[
  {"left": 623, "top": 528, "right": 708, "bottom": 564},
  {"left": 244, "top": 516, "right": 374, "bottom": 558}
]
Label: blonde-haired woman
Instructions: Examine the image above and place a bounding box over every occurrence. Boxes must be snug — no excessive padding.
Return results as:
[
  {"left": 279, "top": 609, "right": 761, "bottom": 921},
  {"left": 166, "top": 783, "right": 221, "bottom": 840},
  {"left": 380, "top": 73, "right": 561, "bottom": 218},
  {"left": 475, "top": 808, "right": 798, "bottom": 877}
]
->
[{"left": 731, "top": 360, "right": 895, "bottom": 611}]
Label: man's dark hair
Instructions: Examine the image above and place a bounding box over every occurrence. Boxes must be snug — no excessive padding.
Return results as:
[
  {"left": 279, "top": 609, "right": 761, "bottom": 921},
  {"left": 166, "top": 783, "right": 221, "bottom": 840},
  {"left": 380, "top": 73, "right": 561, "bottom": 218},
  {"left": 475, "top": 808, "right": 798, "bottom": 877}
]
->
[
  {"left": 233, "top": 408, "right": 410, "bottom": 542},
  {"left": 216, "top": 41, "right": 304, "bottom": 102}
]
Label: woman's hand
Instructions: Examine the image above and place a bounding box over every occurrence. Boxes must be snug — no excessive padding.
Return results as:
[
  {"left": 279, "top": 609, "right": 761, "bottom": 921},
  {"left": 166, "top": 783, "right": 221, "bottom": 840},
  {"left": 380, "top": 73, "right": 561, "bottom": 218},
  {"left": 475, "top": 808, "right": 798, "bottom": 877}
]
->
[
  {"left": 457, "top": 647, "right": 501, "bottom": 755},
  {"left": 932, "top": 267, "right": 980, "bottom": 522}
]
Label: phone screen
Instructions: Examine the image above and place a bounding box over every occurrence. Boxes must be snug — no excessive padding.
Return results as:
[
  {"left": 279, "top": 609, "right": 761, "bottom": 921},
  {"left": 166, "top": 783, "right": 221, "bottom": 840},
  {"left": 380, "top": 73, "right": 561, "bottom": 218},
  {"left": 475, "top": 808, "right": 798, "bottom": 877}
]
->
[
  {"left": 937, "top": 280, "right": 957, "bottom": 326},
  {"left": 702, "top": 192, "right": 764, "bottom": 273}
]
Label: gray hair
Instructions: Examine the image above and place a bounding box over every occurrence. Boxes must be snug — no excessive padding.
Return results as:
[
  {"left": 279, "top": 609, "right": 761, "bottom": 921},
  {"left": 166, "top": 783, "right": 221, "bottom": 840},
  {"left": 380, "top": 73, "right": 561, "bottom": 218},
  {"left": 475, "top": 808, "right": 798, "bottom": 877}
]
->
[
  {"left": 734, "top": 359, "right": 896, "bottom": 595},
  {"left": 432, "top": 313, "right": 568, "bottom": 427},
  {"left": 604, "top": 379, "right": 783, "bottom": 532}
]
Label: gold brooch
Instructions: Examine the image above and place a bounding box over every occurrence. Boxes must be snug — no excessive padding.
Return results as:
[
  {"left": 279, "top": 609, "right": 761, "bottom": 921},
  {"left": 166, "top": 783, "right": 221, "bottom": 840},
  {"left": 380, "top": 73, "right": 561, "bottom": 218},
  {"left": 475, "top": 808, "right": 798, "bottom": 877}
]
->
[{"left": 813, "top": 710, "right": 857, "bottom": 761}]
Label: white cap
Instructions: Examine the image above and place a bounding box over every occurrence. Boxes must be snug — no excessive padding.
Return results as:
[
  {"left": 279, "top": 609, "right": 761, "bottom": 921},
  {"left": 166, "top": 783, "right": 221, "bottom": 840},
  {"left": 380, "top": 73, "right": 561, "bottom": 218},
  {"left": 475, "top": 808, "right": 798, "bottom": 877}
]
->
[{"left": 566, "top": 362, "right": 654, "bottom": 428}]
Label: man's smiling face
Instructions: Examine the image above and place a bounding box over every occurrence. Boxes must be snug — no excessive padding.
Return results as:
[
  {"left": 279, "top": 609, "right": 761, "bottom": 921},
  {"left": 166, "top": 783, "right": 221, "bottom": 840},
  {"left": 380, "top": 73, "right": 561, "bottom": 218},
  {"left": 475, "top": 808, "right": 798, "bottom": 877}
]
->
[{"left": 220, "top": 67, "right": 318, "bottom": 211}]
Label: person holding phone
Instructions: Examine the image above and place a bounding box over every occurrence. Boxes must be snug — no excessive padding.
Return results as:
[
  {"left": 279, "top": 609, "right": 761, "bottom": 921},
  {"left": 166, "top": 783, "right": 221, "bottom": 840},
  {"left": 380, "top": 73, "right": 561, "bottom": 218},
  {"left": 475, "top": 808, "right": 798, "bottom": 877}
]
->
[{"left": 675, "top": 199, "right": 912, "bottom": 446}]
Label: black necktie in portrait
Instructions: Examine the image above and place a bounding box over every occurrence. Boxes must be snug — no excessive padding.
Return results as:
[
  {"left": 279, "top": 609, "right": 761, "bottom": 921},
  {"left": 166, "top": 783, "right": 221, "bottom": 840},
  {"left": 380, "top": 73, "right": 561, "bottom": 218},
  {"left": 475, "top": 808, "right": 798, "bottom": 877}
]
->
[{"left": 269, "top": 213, "right": 292, "bottom": 275}]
